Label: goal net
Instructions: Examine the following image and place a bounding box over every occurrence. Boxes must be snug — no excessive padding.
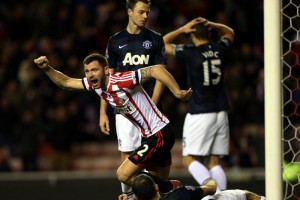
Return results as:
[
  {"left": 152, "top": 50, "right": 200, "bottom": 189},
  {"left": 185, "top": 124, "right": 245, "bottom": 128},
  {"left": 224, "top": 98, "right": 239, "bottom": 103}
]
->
[{"left": 281, "top": 0, "right": 300, "bottom": 199}]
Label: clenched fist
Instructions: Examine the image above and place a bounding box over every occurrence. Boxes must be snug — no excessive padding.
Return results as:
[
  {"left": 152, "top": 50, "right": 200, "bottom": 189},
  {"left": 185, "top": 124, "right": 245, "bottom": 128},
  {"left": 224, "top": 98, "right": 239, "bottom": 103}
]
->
[{"left": 34, "top": 56, "right": 49, "bottom": 69}]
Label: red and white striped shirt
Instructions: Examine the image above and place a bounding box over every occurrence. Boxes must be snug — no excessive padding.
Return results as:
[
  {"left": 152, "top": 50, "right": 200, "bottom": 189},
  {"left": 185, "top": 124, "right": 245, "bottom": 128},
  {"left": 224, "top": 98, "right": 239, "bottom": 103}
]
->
[{"left": 82, "top": 70, "right": 169, "bottom": 138}]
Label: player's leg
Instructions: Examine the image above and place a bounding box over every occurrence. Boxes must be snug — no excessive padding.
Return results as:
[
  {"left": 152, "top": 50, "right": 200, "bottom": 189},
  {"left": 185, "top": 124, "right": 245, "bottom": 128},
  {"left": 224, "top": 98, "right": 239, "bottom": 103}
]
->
[
  {"left": 140, "top": 170, "right": 181, "bottom": 194},
  {"left": 183, "top": 155, "right": 212, "bottom": 185},
  {"left": 116, "top": 114, "right": 142, "bottom": 200},
  {"left": 182, "top": 113, "right": 216, "bottom": 185},
  {"left": 120, "top": 152, "right": 134, "bottom": 199},
  {"left": 208, "top": 111, "right": 230, "bottom": 191},
  {"left": 149, "top": 126, "right": 173, "bottom": 180},
  {"left": 149, "top": 165, "right": 170, "bottom": 180},
  {"left": 117, "top": 160, "right": 179, "bottom": 194},
  {"left": 142, "top": 126, "right": 179, "bottom": 193},
  {"left": 206, "top": 155, "right": 227, "bottom": 191},
  {"left": 117, "top": 130, "right": 174, "bottom": 189},
  {"left": 117, "top": 158, "right": 142, "bottom": 185},
  {"left": 149, "top": 165, "right": 181, "bottom": 192}
]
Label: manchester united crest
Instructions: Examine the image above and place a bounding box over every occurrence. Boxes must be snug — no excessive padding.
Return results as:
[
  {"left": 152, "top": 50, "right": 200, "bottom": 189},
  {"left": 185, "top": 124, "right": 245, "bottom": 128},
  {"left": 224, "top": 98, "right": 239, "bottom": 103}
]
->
[{"left": 143, "top": 40, "right": 152, "bottom": 49}]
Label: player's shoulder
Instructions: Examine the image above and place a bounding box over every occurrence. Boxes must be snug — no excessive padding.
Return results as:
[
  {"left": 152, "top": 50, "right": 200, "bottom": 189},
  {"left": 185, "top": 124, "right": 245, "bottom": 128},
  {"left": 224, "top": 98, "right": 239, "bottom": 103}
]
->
[
  {"left": 109, "top": 29, "right": 127, "bottom": 41},
  {"left": 144, "top": 28, "right": 162, "bottom": 37},
  {"left": 216, "top": 38, "right": 232, "bottom": 48},
  {"left": 111, "top": 71, "right": 133, "bottom": 78},
  {"left": 182, "top": 44, "right": 195, "bottom": 48},
  {"left": 174, "top": 44, "right": 194, "bottom": 52}
]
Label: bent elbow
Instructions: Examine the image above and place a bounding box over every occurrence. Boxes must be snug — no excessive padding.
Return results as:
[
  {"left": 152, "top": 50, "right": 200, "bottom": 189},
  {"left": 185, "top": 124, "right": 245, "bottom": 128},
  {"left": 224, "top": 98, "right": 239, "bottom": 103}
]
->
[{"left": 150, "top": 65, "right": 165, "bottom": 78}]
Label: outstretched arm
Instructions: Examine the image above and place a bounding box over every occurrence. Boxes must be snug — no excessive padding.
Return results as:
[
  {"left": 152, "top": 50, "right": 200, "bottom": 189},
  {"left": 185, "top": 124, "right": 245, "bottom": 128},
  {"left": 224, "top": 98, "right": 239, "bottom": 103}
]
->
[
  {"left": 33, "top": 56, "right": 84, "bottom": 90},
  {"left": 140, "top": 65, "right": 192, "bottom": 100}
]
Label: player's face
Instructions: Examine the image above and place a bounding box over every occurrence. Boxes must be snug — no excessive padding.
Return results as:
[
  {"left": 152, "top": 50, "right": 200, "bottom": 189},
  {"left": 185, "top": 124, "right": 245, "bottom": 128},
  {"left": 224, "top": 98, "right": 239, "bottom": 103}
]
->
[
  {"left": 84, "top": 60, "right": 108, "bottom": 89},
  {"left": 128, "top": 2, "right": 150, "bottom": 28}
]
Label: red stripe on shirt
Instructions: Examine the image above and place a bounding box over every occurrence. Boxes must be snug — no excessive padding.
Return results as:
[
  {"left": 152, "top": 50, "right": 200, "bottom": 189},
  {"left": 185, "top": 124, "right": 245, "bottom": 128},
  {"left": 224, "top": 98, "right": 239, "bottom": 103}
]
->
[
  {"left": 124, "top": 113, "right": 146, "bottom": 136},
  {"left": 142, "top": 88, "right": 169, "bottom": 123},
  {"left": 123, "top": 89, "right": 151, "bottom": 138}
]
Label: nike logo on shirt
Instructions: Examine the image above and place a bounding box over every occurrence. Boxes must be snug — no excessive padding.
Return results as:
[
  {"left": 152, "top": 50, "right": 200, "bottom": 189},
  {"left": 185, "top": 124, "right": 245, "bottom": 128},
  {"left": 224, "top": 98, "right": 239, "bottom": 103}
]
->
[{"left": 119, "top": 44, "right": 128, "bottom": 49}]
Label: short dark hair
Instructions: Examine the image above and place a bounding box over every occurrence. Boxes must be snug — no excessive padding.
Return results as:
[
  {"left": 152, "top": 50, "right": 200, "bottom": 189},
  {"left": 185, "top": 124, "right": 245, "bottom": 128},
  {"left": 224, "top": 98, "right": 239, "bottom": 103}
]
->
[
  {"left": 192, "top": 23, "right": 209, "bottom": 40},
  {"left": 83, "top": 53, "right": 108, "bottom": 66},
  {"left": 132, "top": 174, "right": 156, "bottom": 200},
  {"left": 126, "top": 0, "right": 151, "bottom": 10}
]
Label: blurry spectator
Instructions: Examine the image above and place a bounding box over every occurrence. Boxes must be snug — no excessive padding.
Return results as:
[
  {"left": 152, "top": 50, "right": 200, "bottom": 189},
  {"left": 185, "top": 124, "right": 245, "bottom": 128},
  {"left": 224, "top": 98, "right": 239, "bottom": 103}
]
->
[
  {"left": 14, "top": 109, "right": 39, "bottom": 171},
  {"left": 0, "top": 95, "right": 18, "bottom": 154},
  {"left": 0, "top": 145, "right": 11, "bottom": 172},
  {"left": 47, "top": 104, "right": 74, "bottom": 171}
]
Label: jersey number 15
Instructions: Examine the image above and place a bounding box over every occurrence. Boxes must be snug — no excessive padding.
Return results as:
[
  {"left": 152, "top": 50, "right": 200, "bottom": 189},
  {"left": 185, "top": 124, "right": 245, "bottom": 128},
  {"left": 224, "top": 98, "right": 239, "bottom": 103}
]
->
[{"left": 203, "top": 59, "right": 221, "bottom": 86}]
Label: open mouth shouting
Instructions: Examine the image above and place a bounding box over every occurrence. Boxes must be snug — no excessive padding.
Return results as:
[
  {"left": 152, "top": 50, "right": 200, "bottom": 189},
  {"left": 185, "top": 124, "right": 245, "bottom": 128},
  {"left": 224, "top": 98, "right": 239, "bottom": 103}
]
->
[{"left": 89, "top": 78, "right": 100, "bottom": 88}]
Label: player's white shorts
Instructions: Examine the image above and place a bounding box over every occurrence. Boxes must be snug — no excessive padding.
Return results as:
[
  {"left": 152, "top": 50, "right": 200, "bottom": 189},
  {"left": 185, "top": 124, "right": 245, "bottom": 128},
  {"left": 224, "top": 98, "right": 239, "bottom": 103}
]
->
[
  {"left": 182, "top": 111, "right": 229, "bottom": 156},
  {"left": 116, "top": 114, "right": 142, "bottom": 152}
]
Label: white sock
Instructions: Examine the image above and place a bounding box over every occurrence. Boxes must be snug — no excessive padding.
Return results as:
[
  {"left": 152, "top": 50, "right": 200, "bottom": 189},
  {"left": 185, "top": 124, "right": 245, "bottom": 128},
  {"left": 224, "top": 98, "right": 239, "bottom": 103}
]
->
[
  {"left": 210, "top": 165, "right": 227, "bottom": 190},
  {"left": 121, "top": 182, "right": 134, "bottom": 200},
  {"left": 188, "top": 160, "right": 211, "bottom": 185}
]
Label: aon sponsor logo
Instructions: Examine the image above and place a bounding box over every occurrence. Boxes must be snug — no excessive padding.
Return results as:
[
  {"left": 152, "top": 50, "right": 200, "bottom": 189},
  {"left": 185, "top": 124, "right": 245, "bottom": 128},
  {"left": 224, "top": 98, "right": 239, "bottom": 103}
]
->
[{"left": 123, "top": 53, "right": 150, "bottom": 65}]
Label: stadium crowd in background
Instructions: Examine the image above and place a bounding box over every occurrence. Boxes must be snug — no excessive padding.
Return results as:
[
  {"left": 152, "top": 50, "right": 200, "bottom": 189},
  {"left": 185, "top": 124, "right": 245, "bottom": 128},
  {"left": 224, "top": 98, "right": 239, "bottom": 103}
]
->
[{"left": 0, "top": 0, "right": 264, "bottom": 172}]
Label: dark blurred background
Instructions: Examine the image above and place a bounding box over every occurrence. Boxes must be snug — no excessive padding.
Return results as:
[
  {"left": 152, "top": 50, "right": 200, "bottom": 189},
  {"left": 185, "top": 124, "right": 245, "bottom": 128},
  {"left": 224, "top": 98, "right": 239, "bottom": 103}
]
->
[{"left": 0, "top": 0, "right": 265, "bottom": 198}]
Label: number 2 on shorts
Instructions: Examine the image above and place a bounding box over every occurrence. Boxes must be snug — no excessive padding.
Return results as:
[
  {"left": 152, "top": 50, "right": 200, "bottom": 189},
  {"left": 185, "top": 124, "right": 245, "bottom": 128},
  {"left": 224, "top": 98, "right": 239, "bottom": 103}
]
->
[{"left": 137, "top": 144, "right": 149, "bottom": 157}]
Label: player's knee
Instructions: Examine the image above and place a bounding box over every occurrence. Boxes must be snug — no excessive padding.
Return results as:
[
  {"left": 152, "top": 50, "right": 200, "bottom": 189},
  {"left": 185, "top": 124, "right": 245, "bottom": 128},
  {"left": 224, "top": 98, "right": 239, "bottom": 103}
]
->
[
  {"left": 182, "top": 156, "right": 194, "bottom": 168},
  {"left": 116, "top": 168, "right": 130, "bottom": 184},
  {"left": 207, "top": 156, "right": 220, "bottom": 169},
  {"left": 182, "top": 158, "right": 188, "bottom": 168}
]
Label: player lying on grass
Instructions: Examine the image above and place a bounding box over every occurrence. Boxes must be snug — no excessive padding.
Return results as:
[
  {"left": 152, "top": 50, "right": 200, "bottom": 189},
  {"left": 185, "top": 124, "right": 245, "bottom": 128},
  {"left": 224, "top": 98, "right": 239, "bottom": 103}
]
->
[
  {"left": 33, "top": 53, "right": 191, "bottom": 193},
  {"left": 118, "top": 173, "right": 266, "bottom": 200}
]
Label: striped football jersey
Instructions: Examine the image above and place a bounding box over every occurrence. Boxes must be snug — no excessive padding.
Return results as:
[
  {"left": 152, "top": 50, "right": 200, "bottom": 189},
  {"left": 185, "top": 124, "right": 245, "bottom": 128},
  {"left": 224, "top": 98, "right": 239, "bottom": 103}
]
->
[{"left": 82, "top": 70, "right": 169, "bottom": 138}]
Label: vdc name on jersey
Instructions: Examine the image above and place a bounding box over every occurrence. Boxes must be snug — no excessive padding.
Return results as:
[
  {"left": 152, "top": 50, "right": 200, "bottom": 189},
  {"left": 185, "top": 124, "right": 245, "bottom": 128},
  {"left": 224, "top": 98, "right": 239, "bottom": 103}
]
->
[
  {"left": 202, "top": 50, "right": 219, "bottom": 58},
  {"left": 122, "top": 52, "right": 150, "bottom": 65}
]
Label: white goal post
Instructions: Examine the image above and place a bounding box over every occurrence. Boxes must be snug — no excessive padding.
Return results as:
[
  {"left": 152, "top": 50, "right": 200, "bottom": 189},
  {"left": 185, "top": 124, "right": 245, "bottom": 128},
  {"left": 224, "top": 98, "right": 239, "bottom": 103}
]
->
[{"left": 264, "top": 0, "right": 282, "bottom": 199}]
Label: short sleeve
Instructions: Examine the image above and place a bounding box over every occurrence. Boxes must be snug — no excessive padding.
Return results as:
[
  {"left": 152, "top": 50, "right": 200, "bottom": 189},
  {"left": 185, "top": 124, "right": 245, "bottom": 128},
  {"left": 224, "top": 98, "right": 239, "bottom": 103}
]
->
[
  {"left": 82, "top": 77, "right": 93, "bottom": 91},
  {"left": 106, "top": 39, "right": 117, "bottom": 69}
]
